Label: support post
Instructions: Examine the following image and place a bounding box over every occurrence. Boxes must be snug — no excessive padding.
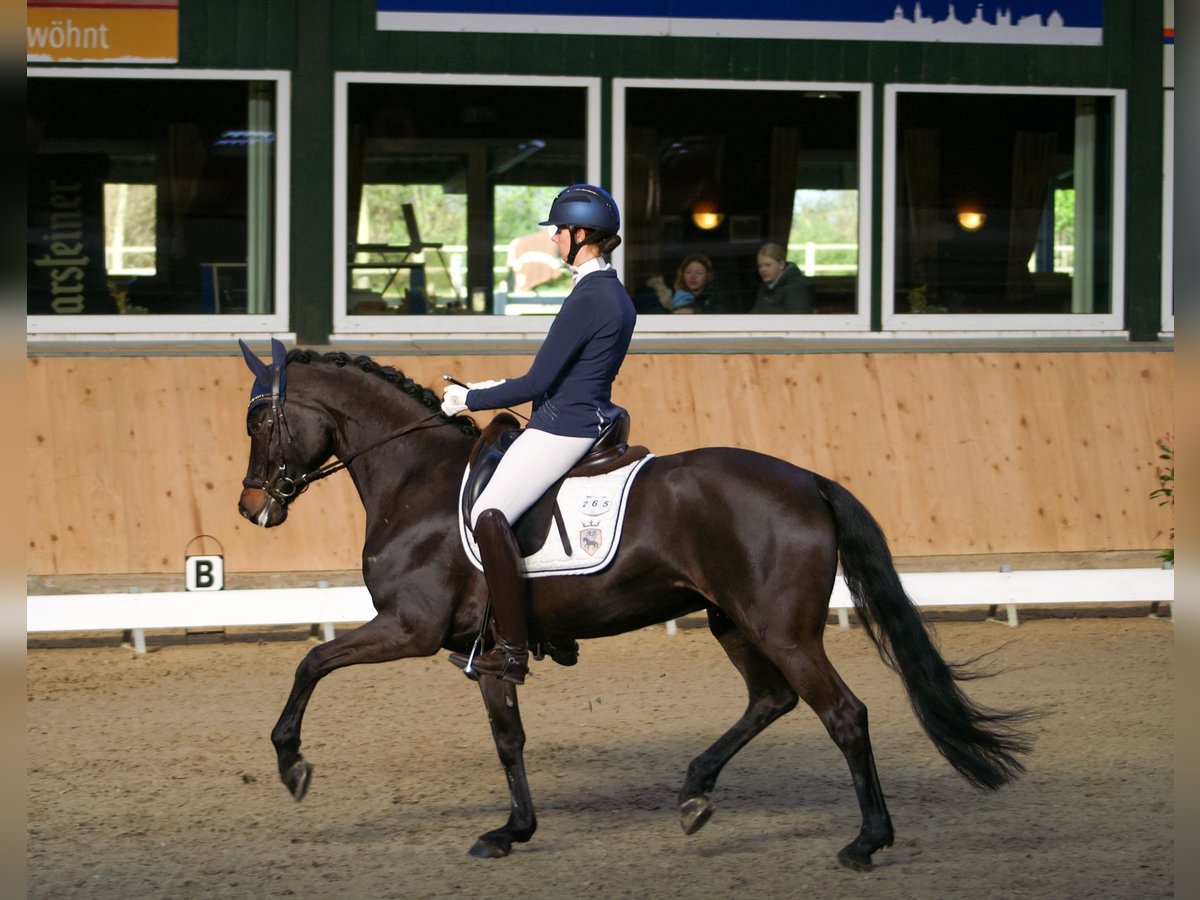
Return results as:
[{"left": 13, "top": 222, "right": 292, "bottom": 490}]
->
[
  {"left": 987, "top": 564, "right": 1017, "bottom": 625},
  {"left": 122, "top": 586, "right": 147, "bottom": 653},
  {"left": 310, "top": 581, "right": 336, "bottom": 641}
]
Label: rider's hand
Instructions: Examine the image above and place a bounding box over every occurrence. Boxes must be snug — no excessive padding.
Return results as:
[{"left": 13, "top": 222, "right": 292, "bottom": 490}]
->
[
  {"left": 441, "top": 384, "right": 469, "bottom": 416},
  {"left": 467, "top": 379, "right": 506, "bottom": 391}
]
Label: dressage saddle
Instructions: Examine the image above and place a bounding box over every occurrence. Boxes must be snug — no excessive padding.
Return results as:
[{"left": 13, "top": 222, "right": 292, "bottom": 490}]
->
[{"left": 461, "top": 411, "right": 649, "bottom": 558}]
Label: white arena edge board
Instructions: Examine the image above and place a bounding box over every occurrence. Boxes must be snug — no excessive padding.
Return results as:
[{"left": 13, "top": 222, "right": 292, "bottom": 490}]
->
[{"left": 27, "top": 568, "right": 1173, "bottom": 636}]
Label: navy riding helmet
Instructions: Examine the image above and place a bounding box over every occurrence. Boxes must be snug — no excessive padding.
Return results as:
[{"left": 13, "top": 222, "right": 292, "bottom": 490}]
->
[{"left": 540, "top": 184, "right": 620, "bottom": 264}]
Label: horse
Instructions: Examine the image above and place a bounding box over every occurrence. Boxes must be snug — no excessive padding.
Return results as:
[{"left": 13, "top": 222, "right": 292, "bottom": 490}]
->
[{"left": 236, "top": 344, "right": 1035, "bottom": 870}]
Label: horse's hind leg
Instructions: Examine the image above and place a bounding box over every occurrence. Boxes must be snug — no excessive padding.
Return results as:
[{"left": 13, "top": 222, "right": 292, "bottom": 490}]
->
[
  {"left": 271, "top": 613, "right": 436, "bottom": 801},
  {"left": 469, "top": 675, "right": 537, "bottom": 858},
  {"left": 678, "top": 606, "right": 799, "bottom": 835},
  {"left": 770, "top": 641, "right": 894, "bottom": 871}
]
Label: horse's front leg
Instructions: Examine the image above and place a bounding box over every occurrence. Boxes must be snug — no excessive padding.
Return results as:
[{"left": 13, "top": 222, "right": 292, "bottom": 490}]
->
[
  {"left": 271, "top": 612, "right": 439, "bottom": 801},
  {"left": 469, "top": 675, "right": 537, "bottom": 857}
]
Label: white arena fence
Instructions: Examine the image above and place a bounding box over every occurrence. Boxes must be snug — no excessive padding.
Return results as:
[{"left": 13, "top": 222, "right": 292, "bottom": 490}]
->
[{"left": 27, "top": 567, "right": 1173, "bottom": 653}]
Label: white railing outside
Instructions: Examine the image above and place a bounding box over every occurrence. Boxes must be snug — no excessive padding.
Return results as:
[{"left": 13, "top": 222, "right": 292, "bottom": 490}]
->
[
  {"left": 105, "top": 243, "right": 1076, "bottom": 283},
  {"left": 795, "top": 242, "right": 858, "bottom": 277},
  {"left": 106, "top": 245, "right": 156, "bottom": 276}
]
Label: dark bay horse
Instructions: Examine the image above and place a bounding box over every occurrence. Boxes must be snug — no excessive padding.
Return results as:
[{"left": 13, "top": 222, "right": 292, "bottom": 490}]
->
[{"left": 236, "top": 346, "right": 1035, "bottom": 870}]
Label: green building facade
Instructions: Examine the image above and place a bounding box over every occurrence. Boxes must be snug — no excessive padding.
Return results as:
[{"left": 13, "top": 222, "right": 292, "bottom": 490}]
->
[{"left": 27, "top": 0, "right": 1173, "bottom": 347}]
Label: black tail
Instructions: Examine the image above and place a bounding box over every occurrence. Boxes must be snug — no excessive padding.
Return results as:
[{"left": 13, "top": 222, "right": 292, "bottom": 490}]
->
[{"left": 814, "top": 474, "right": 1038, "bottom": 790}]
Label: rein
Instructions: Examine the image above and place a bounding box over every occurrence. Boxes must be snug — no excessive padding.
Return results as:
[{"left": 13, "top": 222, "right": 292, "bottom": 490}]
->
[{"left": 287, "top": 412, "right": 446, "bottom": 492}]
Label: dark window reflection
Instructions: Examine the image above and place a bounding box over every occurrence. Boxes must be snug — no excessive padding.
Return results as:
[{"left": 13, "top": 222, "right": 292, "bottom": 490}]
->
[
  {"left": 624, "top": 87, "right": 861, "bottom": 315},
  {"left": 27, "top": 77, "right": 277, "bottom": 316},
  {"left": 894, "top": 92, "right": 1113, "bottom": 315},
  {"left": 345, "top": 83, "right": 587, "bottom": 316}
]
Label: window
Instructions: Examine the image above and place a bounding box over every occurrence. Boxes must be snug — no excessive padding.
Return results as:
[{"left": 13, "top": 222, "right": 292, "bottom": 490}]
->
[
  {"left": 104, "top": 183, "right": 157, "bottom": 279},
  {"left": 615, "top": 79, "right": 871, "bottom": 329},
  {"left": 1161, "top": 89, "right": 1173, "bottom": 335},
  {"left": 335, "top": 74, "right": 600, "bottom": 334},
  {"left": 27, "top": 69, "right": 289, "bottom": 337},
  {"left": 883, "top": 86, "right": 1125, "bottom": 331}
]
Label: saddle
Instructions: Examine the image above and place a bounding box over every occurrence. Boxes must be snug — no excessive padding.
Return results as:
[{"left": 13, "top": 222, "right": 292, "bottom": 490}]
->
[{"left": 462, "top": 412, "right": 650, "bottom": 558}]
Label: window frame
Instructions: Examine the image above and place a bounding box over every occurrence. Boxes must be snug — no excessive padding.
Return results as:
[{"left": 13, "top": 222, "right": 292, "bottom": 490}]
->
[
  {"left": 881, "top": 83, "right": 1127, "bottom": 335},
  {"left": 612, "top": 77, "right": 875, "bottom": 336},
  {"left": 1161, "top": 89, "right": 1174, "bottom": 336},
  {"left": 331, "top": 71, "right": 602, "bottom": 340},
  {"left": 26, "top": 67, "right": 292, "bottom": 341}
]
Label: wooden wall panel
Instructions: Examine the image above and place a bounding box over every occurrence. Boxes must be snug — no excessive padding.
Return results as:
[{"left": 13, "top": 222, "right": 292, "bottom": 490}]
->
[{"left": 26, "top": 350, "right": 1173, "bottom": 576}]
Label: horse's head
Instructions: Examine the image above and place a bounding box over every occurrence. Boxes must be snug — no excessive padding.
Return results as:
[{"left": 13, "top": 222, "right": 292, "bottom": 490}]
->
[{"left": 236, "top": 339, "right": 334, "bottom": 528}]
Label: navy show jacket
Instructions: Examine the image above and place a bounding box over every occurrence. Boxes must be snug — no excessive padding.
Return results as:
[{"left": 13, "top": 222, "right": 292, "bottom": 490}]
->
[{"left": 467, "top": 268, "right": 636, "bottom": 438}]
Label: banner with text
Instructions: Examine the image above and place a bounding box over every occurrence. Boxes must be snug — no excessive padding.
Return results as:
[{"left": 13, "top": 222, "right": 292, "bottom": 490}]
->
[{"left": 27, "top": 0, "right": 179, "bottom": 64}]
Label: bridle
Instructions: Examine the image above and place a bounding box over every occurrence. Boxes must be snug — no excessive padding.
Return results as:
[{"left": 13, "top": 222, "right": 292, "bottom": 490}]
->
[{"left": 242, "top": 365, "right": 447, "bottom": 507}]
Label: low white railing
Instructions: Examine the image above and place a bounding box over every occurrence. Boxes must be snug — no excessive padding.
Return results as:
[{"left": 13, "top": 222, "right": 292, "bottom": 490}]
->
[{"left": 28, "top": 567, "right": 1172, "bottom": 653}]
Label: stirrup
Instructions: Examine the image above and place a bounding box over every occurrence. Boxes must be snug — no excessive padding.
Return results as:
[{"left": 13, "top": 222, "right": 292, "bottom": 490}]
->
[
  {"left": 447, "top": 649, "right": 528, "bottom": 684},
  {"left": 447, "top": 651, "right": 480, "bottom": 681},
  {"left": 471, "top": 647, "right": 529, "bottom": 684}
]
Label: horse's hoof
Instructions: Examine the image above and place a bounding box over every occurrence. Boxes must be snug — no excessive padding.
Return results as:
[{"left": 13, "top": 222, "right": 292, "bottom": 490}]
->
[
  {"left": 468, "top": 838, "right": 510, "bottom": 859},
  {"left": 837, "top": 844, "right": 874, "bottom": 872},
  {"left": 679, "top": 795, "right": 715, "bottom": 835},
  {"left": 284, "top": 760, "right": 313, "bottom": 802}
]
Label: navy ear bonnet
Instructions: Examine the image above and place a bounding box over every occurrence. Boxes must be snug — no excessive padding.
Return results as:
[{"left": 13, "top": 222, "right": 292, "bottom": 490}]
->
[{"left": 238, "top": 338, "right": 288, "bottom": 411}]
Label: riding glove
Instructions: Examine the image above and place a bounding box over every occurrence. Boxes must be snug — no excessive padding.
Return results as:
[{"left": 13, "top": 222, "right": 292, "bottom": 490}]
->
[{"left": 441, "top": 384, "right": 469, "bottom": 416}]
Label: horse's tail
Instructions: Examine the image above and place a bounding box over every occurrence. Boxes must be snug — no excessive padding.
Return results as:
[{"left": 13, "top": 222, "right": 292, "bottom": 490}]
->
[{"left": 813, "top": 473, "right": 1037, "bottom": 791}]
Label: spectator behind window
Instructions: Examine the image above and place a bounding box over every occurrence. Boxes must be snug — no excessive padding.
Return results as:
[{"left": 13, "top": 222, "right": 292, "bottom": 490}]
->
[
  {"left": 751, "top": 243, "right": 814, "bottom": 314},
  {"left": 647, "top": 253, "right": 736, "bottom": 314}
]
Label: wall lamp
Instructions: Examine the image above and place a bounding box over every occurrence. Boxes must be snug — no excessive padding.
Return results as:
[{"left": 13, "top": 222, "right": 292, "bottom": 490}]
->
[
  {"left": 956, "top": 204, "right": 987, "bottom": 232},
  {"left": 691, "top": 199, "right": 724, "bottom": 230}
]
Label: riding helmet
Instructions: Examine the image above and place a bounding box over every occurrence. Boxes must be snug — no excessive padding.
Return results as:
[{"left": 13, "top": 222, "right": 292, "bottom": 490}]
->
[{"left": 540, "top": 184, "right": 620, "bottom": 237}]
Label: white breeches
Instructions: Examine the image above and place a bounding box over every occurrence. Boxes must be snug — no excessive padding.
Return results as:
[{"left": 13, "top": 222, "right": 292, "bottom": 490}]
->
[{"left": 470, "top": 428, "right": 594, "bottom": 528}]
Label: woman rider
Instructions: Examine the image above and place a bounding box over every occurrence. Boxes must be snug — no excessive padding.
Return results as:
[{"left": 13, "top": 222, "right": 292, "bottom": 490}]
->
[{"left": 441, "top": 184, "right": 636, "bottom": 684}]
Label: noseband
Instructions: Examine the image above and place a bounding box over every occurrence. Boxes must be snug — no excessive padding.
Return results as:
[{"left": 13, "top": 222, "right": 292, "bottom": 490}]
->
[{"left": 243, "top": 367, "right": 446, "bottom": 507}]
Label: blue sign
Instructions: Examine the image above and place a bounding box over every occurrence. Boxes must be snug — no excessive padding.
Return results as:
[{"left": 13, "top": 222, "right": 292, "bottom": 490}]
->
[{"left": 377, "top": 2, "right": 1103, "bottom": 45}]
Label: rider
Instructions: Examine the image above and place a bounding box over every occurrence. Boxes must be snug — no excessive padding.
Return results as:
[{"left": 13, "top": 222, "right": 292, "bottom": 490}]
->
[{"left": 442, "top": 184, "right": 636, "bottom": 685}]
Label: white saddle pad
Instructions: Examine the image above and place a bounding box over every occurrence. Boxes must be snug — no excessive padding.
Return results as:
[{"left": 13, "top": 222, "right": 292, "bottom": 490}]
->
[{"left": 458, "top": 454, "right": 654, "bottom": 578}]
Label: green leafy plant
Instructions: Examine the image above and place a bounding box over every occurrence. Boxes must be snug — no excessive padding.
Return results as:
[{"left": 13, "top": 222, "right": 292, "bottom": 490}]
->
[{"left": 1149, "top": 439, "right": 1173, "bottom": 563}]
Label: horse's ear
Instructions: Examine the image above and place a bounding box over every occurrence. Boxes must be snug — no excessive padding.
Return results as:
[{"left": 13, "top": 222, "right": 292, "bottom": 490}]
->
[
  {"left": 270, "top": 339, "right": 289, "bottom": 401},
  {"left": 238, "top": 339, "right": 268, "bottom": 377},
  {"left": 270, "top": 338, "right": 288, "bottom": 370}
]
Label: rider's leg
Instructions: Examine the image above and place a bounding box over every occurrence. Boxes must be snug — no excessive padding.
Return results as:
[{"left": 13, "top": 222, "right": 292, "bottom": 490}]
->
[
  {"left": 470, "top": 428, "right": 595, "bottom": 530},
  {"left": 451, "top": 428, "right": 592, "bottom": 683},
  {"left": 464, "top": 507, "right": 529, "bottom": 683}
]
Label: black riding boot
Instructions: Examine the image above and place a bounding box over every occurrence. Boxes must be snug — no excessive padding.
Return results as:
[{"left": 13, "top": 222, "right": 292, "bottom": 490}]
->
[{"left": 451, "top": 508, "right": 529, "bottom": 684}]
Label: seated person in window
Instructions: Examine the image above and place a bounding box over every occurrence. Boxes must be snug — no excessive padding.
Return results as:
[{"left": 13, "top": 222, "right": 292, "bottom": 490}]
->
[
  {"left": 751, "top": 243, "right": 813, "bottom": 314},
  {"left": 647, "top": 253, "right": 735, "bottom": 314}
]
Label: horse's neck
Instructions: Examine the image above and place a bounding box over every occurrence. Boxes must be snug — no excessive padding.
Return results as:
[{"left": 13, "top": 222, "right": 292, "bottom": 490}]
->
[{"left": 307, "top": 366, "right": 471, "bottom": 523}]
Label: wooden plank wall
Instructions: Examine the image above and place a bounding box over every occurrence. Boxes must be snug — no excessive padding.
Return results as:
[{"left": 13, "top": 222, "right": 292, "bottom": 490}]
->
[{"left": 26, "top": 350, "right": 1173, "bottom": 575}]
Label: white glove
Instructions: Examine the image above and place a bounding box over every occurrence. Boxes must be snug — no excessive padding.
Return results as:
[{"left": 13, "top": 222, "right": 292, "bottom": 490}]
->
[
  {"left": 468, "top": 379, "right": 506, "bottom": 391},
  {"left": 441, "top": 384, "right": 469, "bottom": 416}
]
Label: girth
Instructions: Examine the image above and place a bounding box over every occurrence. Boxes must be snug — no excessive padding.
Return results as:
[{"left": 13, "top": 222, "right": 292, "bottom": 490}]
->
[{"left": 462, "top": 412, "right": 649, "bottom": 557}]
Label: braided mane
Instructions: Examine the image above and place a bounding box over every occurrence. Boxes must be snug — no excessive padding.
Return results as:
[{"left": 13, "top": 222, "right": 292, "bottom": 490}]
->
[{"left": 286, "top": 348, "right": 480, "bottom": 437}]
